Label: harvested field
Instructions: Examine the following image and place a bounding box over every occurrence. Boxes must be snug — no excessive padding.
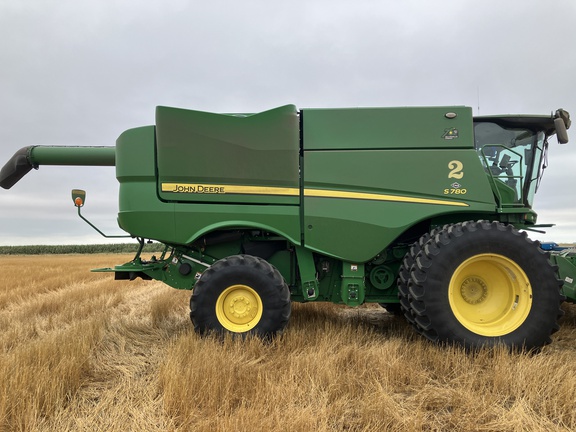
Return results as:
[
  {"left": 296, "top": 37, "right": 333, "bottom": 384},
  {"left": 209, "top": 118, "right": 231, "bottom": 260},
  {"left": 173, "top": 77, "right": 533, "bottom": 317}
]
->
[{"left": 2, "top": 254, "right": 576, "bottom": 431}]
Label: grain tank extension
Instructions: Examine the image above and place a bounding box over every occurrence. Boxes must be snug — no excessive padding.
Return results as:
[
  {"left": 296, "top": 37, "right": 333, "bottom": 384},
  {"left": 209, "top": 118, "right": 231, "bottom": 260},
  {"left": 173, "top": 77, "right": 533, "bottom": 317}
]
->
[{"left": 2, "top": 104, "right": 573, "bottom": 350}]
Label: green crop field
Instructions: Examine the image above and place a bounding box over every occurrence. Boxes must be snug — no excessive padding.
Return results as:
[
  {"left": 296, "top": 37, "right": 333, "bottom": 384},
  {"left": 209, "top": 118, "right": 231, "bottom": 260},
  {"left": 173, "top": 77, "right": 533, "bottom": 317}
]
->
[{"left": 2, "top": 254, "right": 576, "bottom": 431}]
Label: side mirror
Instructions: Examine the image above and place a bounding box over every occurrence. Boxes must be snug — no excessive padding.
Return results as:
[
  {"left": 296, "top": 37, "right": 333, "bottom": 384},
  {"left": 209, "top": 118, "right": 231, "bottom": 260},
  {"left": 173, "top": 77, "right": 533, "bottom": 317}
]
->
[
  {"left": 554, "top": 109, "right": 570, "bottom": 144},
  {"left": 69, "top": 188, "right": 129, "bottom": 238},
  {"left": 72, "top": 189, "right": 86, "bottom": 207}
]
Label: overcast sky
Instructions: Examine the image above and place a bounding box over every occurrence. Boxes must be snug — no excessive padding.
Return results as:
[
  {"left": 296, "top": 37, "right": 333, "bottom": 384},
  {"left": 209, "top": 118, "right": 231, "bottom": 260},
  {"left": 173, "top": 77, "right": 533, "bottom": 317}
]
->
[{"left": 1, "top": 0, "right": 575, "bottom": 246}]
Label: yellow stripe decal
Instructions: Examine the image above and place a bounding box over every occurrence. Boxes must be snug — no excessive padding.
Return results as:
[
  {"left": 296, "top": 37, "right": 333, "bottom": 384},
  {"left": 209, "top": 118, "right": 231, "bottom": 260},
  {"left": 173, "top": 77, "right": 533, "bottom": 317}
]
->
[
  {"left": 161, "top": 183, "right": 299, "bottom": 196},
  {"left": 161, "top": 183, "right": 468, "bottom": 207},
  {"left": 304, "top": 189, "right": 469, "bottom": 207}
]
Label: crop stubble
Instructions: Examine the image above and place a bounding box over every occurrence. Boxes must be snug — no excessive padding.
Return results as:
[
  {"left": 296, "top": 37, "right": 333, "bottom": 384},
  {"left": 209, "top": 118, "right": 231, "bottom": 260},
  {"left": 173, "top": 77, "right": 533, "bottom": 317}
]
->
[{"left": 2, "top": 254, "right": 576, "bottom": 431}]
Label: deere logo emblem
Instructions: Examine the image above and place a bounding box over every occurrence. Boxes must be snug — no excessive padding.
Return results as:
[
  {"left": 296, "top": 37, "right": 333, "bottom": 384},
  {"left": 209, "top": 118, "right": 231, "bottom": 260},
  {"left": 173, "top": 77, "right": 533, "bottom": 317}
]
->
[{"left": 442, "top": 128, "right": 459, "bottom": 140}]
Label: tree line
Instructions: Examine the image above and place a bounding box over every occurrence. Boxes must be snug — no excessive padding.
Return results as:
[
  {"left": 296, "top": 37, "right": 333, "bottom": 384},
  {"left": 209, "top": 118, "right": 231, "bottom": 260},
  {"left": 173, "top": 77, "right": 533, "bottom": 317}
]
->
[{"left": 0, "top": 243, "right": 165, "bottom": 255}]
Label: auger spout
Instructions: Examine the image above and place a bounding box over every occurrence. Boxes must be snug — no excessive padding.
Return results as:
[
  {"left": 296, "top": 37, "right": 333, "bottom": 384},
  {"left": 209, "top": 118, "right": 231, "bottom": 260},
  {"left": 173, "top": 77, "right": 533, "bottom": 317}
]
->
[{"left": 0, "top": 145, "right": 115, "bottom": 189}]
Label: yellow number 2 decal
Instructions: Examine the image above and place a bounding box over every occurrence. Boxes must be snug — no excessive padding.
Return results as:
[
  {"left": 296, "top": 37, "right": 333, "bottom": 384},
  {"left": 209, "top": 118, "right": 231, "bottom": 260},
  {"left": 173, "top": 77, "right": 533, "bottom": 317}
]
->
[{"left": 448, "top": 160, "right": 464, "bottom": 179}]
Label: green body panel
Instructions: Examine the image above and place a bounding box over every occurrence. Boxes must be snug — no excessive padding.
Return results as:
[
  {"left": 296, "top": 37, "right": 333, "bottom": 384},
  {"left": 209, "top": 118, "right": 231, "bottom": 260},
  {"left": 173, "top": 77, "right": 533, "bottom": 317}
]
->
[
  {"left": 116, "top": 126, "right": 177, "bottom": 243},
  {"left": 550, "top": 254, "right": 576, "bottom": 303},
  {"left": 116, "top": 124, "right": 302, "bottom": 246},
  {"left": 302, "top": 148, "right": 497, "bottom": 261},
  {"left": 173, "top": 203, "right": 301, "bottom": 246},
  {"left": 156, "top": 104, "right": 299, "bottom": 205},
  {"left": 302, "top": 106, "right": 473, "bottom": 150}
]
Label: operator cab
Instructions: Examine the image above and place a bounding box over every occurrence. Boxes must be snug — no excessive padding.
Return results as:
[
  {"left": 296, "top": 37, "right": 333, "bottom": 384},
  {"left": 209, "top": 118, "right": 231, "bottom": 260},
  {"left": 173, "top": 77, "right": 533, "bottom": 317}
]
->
[{"left": 474, "top": 109, "right": 570, "bottom": 209}]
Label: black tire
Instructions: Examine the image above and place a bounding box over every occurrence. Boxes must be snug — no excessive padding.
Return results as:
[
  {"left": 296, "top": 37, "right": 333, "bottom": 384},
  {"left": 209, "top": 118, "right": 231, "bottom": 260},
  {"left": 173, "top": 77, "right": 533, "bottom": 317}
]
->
[
  {"left": 190, "top": 254, "right": 291, "bottom": 338},
  {"left": 397, "top": 232, "right": 431, "bottom": 328},
  {"left": 397, "top": 226, "right": 448, "bottom": 328},
  {"left": 408, "top": 220, "right": 564, "bottom": 350}
]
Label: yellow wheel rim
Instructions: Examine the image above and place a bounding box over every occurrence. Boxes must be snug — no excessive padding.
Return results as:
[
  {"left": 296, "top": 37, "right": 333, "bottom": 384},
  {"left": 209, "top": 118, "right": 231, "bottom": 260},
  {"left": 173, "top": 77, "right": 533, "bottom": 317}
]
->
[
  {"left": 215, "top": 284, "right": 263, "bottom": 333},
  {"left": 448, "top": 254, "right": 532, "bottom": 337}
]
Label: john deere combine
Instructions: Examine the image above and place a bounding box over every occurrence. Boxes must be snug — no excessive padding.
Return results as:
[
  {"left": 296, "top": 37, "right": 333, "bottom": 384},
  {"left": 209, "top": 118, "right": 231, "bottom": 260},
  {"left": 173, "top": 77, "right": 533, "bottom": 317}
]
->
[{"left": 1, "top": 104, "right": 573, "bottom": 350}]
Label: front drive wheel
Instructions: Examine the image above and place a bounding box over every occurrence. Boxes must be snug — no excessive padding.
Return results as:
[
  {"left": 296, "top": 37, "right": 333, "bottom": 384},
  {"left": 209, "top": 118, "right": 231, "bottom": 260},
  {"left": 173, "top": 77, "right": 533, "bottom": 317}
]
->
[
  {"left": 190, "top": 255, "right": 291, "bottom": 338},
  {"left": 409, "top": 221, "right": 564, "bottom": 350}
]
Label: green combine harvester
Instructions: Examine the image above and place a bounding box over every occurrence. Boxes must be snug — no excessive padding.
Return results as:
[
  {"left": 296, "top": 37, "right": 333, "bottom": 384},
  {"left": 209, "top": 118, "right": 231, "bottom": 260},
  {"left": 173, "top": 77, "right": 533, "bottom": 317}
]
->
[{"left": 1, "top": 104, "right": 574, "bottom": 350}]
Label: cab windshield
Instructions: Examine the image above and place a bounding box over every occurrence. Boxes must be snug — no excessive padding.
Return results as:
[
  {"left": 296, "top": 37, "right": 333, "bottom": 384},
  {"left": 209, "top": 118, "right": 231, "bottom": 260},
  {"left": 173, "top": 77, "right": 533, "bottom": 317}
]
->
[{"left": 474, "top": 122, "right": 546, "bottom": 207}]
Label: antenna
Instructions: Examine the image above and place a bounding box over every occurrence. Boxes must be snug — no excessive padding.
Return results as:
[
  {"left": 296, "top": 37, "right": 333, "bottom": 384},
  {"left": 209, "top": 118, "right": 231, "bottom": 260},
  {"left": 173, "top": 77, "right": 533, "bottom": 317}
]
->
[{"left": 477, "top": 86, "right": 480, "bottom": 115}]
